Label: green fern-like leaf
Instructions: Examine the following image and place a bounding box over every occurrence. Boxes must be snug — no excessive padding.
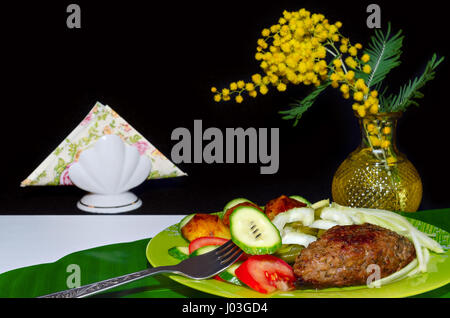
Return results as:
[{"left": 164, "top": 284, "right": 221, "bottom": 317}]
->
[
  {"left": 383, "top": 54, "right": 445, "bottom": 112},
  {"left": 279, "top": 82, "right": 330, "bottom": 126},
  {"left": 357, "top": 23, "right": 404, "bottom": 89}
]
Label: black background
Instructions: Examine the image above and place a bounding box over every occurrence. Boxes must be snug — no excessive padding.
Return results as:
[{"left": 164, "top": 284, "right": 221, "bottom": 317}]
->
[{"left": 1, "top": 0, "right": 449, "bottom": 215}]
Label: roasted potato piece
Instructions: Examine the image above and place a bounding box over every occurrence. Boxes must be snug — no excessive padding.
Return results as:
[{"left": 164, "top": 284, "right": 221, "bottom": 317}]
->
[
  {"left": 264, "top": 195, "right": 307, "bottom": 220},
  {"left": 181, "top": 214, "right": 231, "bottom": 241},
  {"left": 222, "top": 202, "right": 264, "bottom": 226}
]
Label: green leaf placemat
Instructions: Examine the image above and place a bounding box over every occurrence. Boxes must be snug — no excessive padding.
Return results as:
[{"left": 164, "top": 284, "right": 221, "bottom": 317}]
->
[
  {"left": 0, "top": 208, "right": 449, "bottom": 298},
  {"left": 0, "top": 238, "right": 214, "bottom": 298}
]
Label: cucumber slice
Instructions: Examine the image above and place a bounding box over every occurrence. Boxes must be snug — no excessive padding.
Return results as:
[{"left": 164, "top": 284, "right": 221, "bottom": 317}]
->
[
  {"left": 289, "top": 195, "right": 311, "bottom": 206},
  {"left": 190, "top": 245, "right": 220, "bottom": 257},
  {"left": 168, "top": 246, "right": 190, "bottom": 260},
  {"left": 221, "top": 198, "right": 252, "bottom": 218},
  {"left": 178, "top": 214, "right": 195, "bottom": 232},
  {"left": 218, "top": 261, "right": 244, "bottom": 286},
  {"left": 229, "top": 205, "right": 281, "bottom": 255},
  {"left": 223, "top": 198, "right": 252, "bottom": 212}
]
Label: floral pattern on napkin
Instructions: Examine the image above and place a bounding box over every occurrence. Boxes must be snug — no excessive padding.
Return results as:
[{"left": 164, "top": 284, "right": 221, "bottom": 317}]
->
[{"left": 21, "top": 102, "right": 186, "bottom": 186}]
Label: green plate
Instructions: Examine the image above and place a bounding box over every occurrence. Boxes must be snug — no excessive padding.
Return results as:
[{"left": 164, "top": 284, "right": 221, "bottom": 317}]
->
[{"left": 146, "top": 217, "right": 450, "bottom": 298}]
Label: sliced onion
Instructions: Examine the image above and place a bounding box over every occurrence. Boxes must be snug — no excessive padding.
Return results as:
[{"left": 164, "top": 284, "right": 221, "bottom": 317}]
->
[
  {"left": 368, "top": 258, "right": 418, "bottom": 288},
  {"left": 271, "top": 207, "right": 315, "bottom": 232},
  {"left": 319, "top": 207, "right": 356, "bottom": 225},
  {"left": 309, "top": 219, "right": 337, "bottom": 230},
  {"left": 281, "top": 227, "right": 317, "bottom": 247}
]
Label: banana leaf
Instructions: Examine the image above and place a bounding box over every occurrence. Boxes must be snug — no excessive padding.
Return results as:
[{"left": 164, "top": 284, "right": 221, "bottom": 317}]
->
[{"left": 0, "top": 238, "right": 213, "bottom": 298}]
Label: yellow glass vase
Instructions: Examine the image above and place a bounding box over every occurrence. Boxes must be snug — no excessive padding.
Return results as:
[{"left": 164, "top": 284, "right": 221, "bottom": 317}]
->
[{"left": 332, "top": 112, "right": 422, "bottom": 212}]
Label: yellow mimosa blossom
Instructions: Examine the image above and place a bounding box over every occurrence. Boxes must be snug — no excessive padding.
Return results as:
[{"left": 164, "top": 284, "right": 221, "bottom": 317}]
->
[
  {"left": 357, "top": 105, "right": 366, "bottom": 117},
  {"left": 252, "top": 73, "right": 262, "bottom": 84},
  {"left": 245, "top": 83, "right": 255, "bottom": 91},
  {"left": 257, "top": 38, "right": 268, "bottom": 49},
  {"left": 381, "top": 140, "right": 391, "bottom": 148},
  {"left": 235, "top": 95, "right": 243, "bottom": 103},
  {"left": 270, "top": 24, "right": 280, "bottom": 33},
  {"left": 348, "top": 46, "right": 358, "bottom": 56},
  {"left": 367, "top": 123, "right": 376, "bottom": 132},
  {"left": 261, "top": 28, "right": 271, "bottom": 37},
  {"left": 361, "top": 54, "right": 370, "bottom": 63},
  {"left": 369, "top": 104, "right": 379, "bottom": 114},
  {"left": 345, "top": 56, "right": 358, "bottom": 69},
  {"left": 370, "top": 135, "right": 381, "bottom": 147},
  {"left": 277, "top": 82, "right": 287, "bottom": 91},
  {"left": 340, "top": 84, "right": 350, "bottom": 94},
  {"left": 353, "top": 91, "right": 364, "bottom": 101},
  {"left": 330, "top": 73, "right": 339, "bottom": 82},
  {"left": 387, "top": 156, "right": 397, "bottom": 165},
  {"left": 355, "top": 79, "right": 367, "bottom": 91},
  {"left": 363, "top": 64, "right": 372, "bottom": 74},
  {"left": 345, "top": 70, "right": 355, "bottom": 81},
  {"left": 333, "top": 59, "right": 342, "bottom": 68},
  {"left": 260, "top": 85, "right": 269, "bottom": 95}
]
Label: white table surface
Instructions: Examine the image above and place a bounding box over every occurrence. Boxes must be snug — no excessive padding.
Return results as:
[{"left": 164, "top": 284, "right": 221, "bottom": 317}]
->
[{"left": 0, "top": 214, "right": 184, "bottom": 275}]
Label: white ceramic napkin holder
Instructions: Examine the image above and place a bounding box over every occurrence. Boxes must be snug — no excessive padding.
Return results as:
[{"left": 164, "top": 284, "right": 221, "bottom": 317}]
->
[{"left": 68, "top": 134, "right": 152, "bottom": 213}]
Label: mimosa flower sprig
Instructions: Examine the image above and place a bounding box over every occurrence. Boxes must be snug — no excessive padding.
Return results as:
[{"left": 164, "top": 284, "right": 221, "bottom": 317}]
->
[
  {"left": 211, "top": 9, "right": 444, "bottom": 128},
  {"left": 211, "top": 8, "right": 380, "bottom": 125}
]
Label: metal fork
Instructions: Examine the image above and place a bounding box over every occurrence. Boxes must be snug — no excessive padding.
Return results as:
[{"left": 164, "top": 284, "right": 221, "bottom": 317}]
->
[{"left": 38, "top": 240, "right": 242, "bottom": 298}]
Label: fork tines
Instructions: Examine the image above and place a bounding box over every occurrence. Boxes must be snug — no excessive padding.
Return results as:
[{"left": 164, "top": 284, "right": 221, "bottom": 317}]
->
[{"left": 215, "top": 240, "right": 243, "bottom": 265}]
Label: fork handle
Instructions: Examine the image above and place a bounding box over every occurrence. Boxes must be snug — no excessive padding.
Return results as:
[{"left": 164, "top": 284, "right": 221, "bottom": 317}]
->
[{"left": 38, "top": 265, "right": 178, "bottom": 298}]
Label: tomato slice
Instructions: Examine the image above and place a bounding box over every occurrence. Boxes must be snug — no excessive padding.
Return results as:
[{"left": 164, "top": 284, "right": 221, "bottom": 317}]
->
[
  {"left": 188, "top": 236, "right": 228, "bottom": 254},
  {"left": 213, "top": 275, "right": 225, "bottom": 282},
  {"left": 235, "top": 255, "right": 295, "bottom": 294}
]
